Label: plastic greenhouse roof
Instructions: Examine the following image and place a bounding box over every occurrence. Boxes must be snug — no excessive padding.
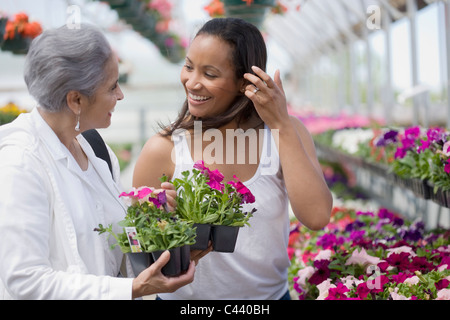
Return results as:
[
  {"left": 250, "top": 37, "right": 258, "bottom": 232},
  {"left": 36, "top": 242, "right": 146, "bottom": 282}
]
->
[{"left": 264, "top": 0, "right": 433, "bottom": 66}]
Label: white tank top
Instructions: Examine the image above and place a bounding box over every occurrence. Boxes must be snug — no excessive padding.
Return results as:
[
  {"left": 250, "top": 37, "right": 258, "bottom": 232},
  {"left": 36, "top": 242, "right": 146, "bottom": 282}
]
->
[{"left": 160, "top": 125, "right": 290, "bottom": 300}]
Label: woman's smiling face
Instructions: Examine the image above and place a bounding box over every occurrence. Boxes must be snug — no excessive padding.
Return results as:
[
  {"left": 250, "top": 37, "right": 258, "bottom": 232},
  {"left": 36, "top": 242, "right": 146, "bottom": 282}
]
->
[
  {"left": 82, "top": 54, "right": 124, "bottom": 130},
  {"left": 180, "top": 34, "right": 244, "bottom": 119}
]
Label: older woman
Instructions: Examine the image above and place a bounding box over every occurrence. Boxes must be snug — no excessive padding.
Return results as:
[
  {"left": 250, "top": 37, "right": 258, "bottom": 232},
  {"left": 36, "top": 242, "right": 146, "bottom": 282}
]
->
[{"left": 0, "top": 24, "right": 194, "bottom": 300}]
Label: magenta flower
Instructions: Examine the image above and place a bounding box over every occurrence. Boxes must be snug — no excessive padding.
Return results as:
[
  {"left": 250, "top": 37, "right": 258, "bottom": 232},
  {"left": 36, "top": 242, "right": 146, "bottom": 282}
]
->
[
  {"left": 409, "top": 256, "right": 435, "bottom": 273},
  {"left": 349, "top": 230, "right": 366, "bottom": 242},
  {"left": 445, "top": 159, "right": 450, "bottom": 174},
  {"left": 417, "top": 139, "right": 430, "bottom": 153},
  {"left": 228, "top": 175, "right": 255, "bottom": 204},
  {"left": 394, "top": 147, "right": 407, "bottom": 159},
  {"left": 370, "top": 275, "right": 389, "bottom": 293},
  {"left": 193, "top": 160, "right": 208, "bottom": 172},
  {"left": 137, "top": 187, "right": 153, "bottom": 199},
  {"left": 148, "top": 197, "right": 162, "bottom": 208},
  {"left": 207, "top": 169, "right": 224, "bottom": 191},
  {"left": 404, "top": 126, "right": 421, "bottom": 139},
  {"left": 119, "top": 190, "right": 135, "bottom": 198},
  {"left": 436, "top": 279, "right": 450, "bottom": 290},
  {"left": 385, "top": 252, "right": 411, "bottom": 270},
  {"left": 438, "top": 256, "right": 450, "bottom": 269},
  {"left": 176, "top": 161, "right": 256, "bottom": 226},
  {"left": 356, "top": 282, "right": 371, "bottom": 299},
  {"left": 391, "top": 272, "right": 413, "bottom": 284},
  {"left": 308, "top": 260, "right": 331, "bottom": 285},
  {"left": 325, "top": 283, "right": 350, "bottom": 300},
  {"left": 193, "top": 160, "right": 225, "bottom": 191},
  {"left": 316, "top": 233, "right": 344, "bottom": 249},
  {"left": 426, "top": 127, "right": 446, "bottom": 143}
]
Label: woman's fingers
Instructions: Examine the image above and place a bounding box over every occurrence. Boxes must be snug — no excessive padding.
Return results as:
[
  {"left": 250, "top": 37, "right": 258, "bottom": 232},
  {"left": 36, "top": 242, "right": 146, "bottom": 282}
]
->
[
  {"left": 251, "top": 66, "right": 275, "bottom": 88},
  {"left": 151, "top": 250, "right": 171, "bottom": 271}
]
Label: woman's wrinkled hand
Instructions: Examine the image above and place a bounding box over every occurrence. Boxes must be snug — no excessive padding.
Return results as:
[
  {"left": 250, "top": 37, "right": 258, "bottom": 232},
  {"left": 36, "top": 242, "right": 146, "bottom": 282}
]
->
[{"left": 131, "top": 250, "right": 195, "bottom": 299}]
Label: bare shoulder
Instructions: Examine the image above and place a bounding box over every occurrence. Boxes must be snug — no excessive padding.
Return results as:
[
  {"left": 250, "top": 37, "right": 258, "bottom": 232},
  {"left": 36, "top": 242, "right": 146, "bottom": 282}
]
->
[
  {"left": 141, "top": 133, "right": 174, "bottom": 157},
  {"left": 133, "top": 133, "right": 175, "bottom": 188}
]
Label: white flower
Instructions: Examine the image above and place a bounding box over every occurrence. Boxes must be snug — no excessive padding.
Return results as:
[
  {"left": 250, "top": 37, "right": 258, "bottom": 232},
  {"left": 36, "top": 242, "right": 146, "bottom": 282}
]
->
[
  {"left": 316, "top": 279, "right": 334, "bottom": 300},
  {"left": 386, "top": 245, "right": 417, "bottom": 257},
  {"left": 404, "top": 276, "right": 419, "bottom": 285},
  {"left": 331, "top": 128, "right": 374, "bottom": 154},
  {"left": 296, "top": 266, "right": 315, "bottom": 288},
  {"left": 345, "top": 248, "right": 380, "bottom": 267},
  {"left": 314, "top": 249, "right": 333, "bottom": 261}
]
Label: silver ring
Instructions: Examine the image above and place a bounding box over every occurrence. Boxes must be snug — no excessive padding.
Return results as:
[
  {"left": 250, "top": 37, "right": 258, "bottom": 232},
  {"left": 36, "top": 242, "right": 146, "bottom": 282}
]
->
[{"left": 253, "top": 87, "right": 259, "bottom": 94}]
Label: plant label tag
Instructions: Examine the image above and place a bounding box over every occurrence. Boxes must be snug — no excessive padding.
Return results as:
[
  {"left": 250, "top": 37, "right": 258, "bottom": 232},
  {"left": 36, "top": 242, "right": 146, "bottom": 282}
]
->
[{"left": 125, "top": 227, "right": 142, "bottom": 253}]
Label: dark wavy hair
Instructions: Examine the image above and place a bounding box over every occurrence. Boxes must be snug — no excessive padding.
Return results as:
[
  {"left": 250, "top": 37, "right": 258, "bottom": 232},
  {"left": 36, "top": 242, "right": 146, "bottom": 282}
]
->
[{"left": 160, "top": 17, "right": 267, "bottom": 136}]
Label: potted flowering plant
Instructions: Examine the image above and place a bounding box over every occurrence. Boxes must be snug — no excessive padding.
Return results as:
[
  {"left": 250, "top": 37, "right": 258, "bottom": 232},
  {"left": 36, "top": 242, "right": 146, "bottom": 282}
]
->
[
  {"left": 0, "top": 102, "right": 28, "bottom": 125},
  {"left": 172, "top": 160, "right": 256, "bottom": 252},
  {"left": 1, "top": 12, "right": 42, "bottom": 55},
  {"left": 204, "top": 0, "right": 278, "bottom": 28},
  {"left": 95, "top": 186, "right": 196, "bottom": 276}
]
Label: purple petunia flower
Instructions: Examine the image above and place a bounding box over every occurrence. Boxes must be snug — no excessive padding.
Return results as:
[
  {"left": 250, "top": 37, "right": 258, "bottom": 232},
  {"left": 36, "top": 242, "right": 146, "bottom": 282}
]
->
[{"left": 308, "top": 260, "right": 331, "bottom": 285}]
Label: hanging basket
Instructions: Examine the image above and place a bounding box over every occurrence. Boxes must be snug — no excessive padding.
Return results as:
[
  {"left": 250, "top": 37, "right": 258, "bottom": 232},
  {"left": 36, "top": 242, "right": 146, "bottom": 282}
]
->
[
  {"left": 103, "top": 0, "right": 133, "bottom": 9},
  {"left": 0, "top": 18, "right": 7, "bottom": 48},
  {"left": 1, "top": 35, "right": 31, "bottom": 55},
  {"left": 223, "top": 0, "right": 276, "bottom": 28}
]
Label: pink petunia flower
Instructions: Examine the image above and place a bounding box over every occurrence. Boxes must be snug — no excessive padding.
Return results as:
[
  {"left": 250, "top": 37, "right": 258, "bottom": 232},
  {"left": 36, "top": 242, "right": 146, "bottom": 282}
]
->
[
  {"left": 345, "top": 248, "right": 380, "bottom": 267},
  {"left": 404, "top": 276, "right": 419, "bottom": 285},
  {"left": 386, "top": 245, "right": 417, "bottom": 257},
  {"left": 314, "top": 249, "right": 333, "bottom": 261},
  {"left": 137, "top": 187, "right": 153, "bottom": 199},
  {"left": 390, "top": 288, "right": 410, "bottom": 300},
  {"left": 436, "top": 288, "right": 450, "bottom": 300},
  {"left": 228, "top": 175, "right": 255, "bottom": 204},
  {"left": 442, "top": 141, "right": 450, "bottom": 156},
  {"left": 316, "top": 279, "right": 334, "bottom": 300},
  {"left": 296, "top": 266, "right": 315, "bottom": 288}
]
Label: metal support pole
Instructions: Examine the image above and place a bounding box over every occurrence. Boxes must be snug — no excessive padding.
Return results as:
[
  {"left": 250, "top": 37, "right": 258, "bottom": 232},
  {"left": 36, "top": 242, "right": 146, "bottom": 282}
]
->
[
  {"left": 445, "top": 0, "right": 450, "bottom": 127},
  {"left": 362, "top": 15, "right": 374, "bottom": 118},
  {"left": 338, "top": 48, "right": 346, "bottom": 113},
  {"left": 360, "top": 0, "right": 374, "bottom": 118},
  {"left": 349, "top": 42, "right": 359, "bottom": 114},
  {"left": 407, "top": 0, "right": 420, "bottom": 125},
  {"left": 383, "top": 4, "right": 394, "bottom": 125}
]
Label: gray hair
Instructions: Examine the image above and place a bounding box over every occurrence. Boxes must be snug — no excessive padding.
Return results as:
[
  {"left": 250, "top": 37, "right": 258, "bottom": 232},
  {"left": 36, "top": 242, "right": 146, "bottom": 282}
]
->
[{"left": 24, "top": 24, "right": 112, "bottom": 112}]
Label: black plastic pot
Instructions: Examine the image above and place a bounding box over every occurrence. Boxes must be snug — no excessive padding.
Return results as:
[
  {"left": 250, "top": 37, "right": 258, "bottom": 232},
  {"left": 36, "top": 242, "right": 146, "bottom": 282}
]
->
[
  {"left": 126, "top": 252, "right": 153, "bottom": 276},
  {"left": 211, "top": 225, "right": 240, "bottom": 253},
  {"left": 151, "top": 245, "right": 191, "bottom": 277},
  {"left": 191, "top": 223, "right": 212, "bottom": 250}
]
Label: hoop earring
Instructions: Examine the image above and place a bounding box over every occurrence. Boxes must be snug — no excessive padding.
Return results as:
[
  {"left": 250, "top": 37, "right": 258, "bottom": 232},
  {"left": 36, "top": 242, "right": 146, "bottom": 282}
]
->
[{"left": 75, "top": 112, "right": 80, "bottom": 132}]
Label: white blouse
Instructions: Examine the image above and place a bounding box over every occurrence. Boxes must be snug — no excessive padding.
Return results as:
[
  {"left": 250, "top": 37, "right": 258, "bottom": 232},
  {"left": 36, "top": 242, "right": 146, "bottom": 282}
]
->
[{"left": 0, "top": 108, "right": 133, "bottom": 299}]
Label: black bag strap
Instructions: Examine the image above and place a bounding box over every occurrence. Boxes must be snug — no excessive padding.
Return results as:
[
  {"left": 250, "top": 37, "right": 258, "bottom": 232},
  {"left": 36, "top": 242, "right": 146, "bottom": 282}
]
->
[{"left": 81, "top": 129, "right": 113, "bottom": 179}]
